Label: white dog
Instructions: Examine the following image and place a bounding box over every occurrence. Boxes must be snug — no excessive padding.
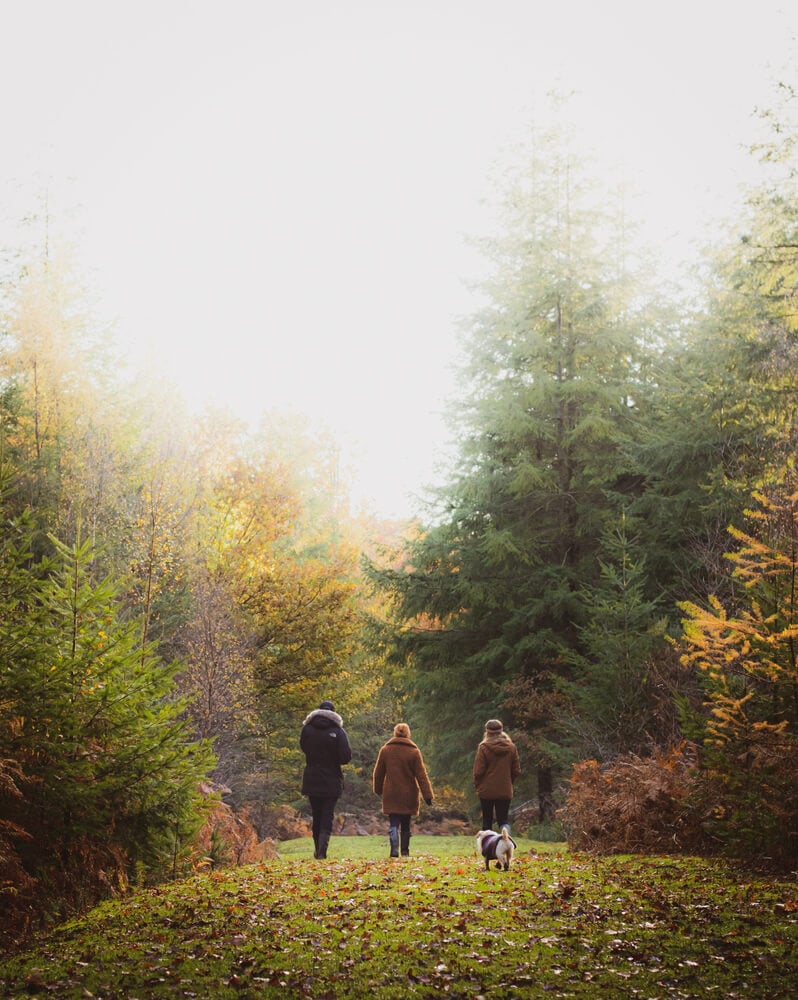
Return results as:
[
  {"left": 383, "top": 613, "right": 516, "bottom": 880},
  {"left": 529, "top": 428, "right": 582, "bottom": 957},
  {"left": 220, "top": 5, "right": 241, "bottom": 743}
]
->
[{"left": 475, "top": 827, "right": 517, "bottom": 870}]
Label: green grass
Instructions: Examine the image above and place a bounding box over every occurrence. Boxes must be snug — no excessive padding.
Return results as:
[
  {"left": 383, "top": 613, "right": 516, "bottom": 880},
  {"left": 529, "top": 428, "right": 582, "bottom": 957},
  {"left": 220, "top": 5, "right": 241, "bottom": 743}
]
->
[
  {"left": 278, "top": 832, "right": 565, "bottom": 860},
  {"left": 2, "top": 837, "right": 797, "bottom": 998}
]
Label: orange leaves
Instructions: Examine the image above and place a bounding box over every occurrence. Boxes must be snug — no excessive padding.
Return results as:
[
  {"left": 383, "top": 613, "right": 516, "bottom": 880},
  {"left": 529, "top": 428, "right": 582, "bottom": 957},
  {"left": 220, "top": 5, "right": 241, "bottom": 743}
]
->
[
  {"left": 560, "top": 744, "right": 701, "bottom": 855},
  {"left": 5, "top": 851, "right": 798, "bottom": 996}
]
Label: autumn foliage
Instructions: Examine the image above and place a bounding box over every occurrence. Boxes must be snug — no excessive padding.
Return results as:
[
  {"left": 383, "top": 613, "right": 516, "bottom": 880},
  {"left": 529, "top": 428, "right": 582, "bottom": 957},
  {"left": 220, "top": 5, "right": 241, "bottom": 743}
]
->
[
  {"left": 560, "top": 744, "right": 706, "bottom": 854},
  {"left": 0, "top": 258, "right": 381, "bottom": 946},
  {"left": 675, "top": 487, "right": 798, "bottom": 867},
  {"left": 563, "top": 487, "right": 798, "bottom": 867}
]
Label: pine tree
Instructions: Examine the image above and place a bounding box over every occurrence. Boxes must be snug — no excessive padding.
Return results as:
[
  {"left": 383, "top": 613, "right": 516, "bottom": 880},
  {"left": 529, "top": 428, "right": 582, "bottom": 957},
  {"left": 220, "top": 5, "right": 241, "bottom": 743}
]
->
[
  {"left": 629, "top": 82, "right": 798, "bottom": 610},
  {"left": 561, "top": 513, "right": 670, "bottom": 761},
  {"left": 369, "top": 119, "right": 665, "bottom": 791},
  {"left": 0, "top": 517, "right": 214, "bottom": 916}
]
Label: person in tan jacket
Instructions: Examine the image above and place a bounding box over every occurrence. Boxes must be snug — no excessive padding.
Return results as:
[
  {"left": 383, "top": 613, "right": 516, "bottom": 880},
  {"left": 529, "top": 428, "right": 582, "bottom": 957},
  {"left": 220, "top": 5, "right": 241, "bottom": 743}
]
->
[
  {"left": 372, "top": 723, "right": 434, "bottom": 858},
  {"left": 473, "top": 718, "right": 521, "bottom": 833}
]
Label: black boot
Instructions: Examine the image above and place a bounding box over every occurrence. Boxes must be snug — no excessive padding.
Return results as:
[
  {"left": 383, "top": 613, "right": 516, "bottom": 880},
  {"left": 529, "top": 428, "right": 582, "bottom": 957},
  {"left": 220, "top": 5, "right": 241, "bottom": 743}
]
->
[
  {"left": 400, "top": 829, "right": 411, "bottom": 857},
  {"left": 389, "top": 827, "right": 399, "bottom": 858}
]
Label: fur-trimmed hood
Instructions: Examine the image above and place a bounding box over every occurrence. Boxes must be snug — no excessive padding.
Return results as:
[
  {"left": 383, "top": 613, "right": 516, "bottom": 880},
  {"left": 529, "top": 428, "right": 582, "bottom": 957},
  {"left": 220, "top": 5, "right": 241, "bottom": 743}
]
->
[
  {"left": 386, "top": 735, "right": 417, "bottom": 749},
  {"left": 303, "top": 707, "right": 344, "bottom": 728}
]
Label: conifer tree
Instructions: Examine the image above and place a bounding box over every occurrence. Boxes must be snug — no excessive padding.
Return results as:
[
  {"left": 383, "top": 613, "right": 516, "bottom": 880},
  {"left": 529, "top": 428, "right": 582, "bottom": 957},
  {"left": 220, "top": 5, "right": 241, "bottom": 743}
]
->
[
  {"left": 0, "top": 514, "right": 213, "bottom": 914},
  {"left": 560, "top": 513, "right": 670, "bottom": 761},
  {"left": 369, "top": 120, "right": 664, "bottom": 790},
  {"left": 629, "top": 82, "right": 798, "bottom": 610}
]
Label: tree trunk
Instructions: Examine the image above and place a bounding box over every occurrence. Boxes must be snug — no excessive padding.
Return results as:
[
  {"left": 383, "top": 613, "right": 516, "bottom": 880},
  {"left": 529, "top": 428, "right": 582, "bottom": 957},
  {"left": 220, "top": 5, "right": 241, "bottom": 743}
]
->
[{"left": 537, "top": 765, "right": 554, "bottom": 821}]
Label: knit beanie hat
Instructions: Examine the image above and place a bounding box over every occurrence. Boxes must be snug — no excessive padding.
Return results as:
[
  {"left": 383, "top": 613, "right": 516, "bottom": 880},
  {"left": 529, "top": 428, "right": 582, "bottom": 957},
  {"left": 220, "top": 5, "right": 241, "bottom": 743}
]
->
[
  {"left": 394, "top": 723, "right": 411, "bottom": 739},
  {"left": 485, "top": 719, "right": 503, "bottom": 732},
  {"left": 319, "top": 701, "right": 335, "bottom": 711}
]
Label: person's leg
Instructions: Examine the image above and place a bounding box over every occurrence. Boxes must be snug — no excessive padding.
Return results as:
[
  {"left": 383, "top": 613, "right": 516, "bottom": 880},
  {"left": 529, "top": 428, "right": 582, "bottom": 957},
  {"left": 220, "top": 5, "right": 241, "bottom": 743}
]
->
[
  {"left": 495, "top": 799, "right": 511, "bottom": 831},
  {"left": 316, "top": 797, "right": 337, "bottom": 859},
  {"left": 480, "top": 799, "right": 495, "bottom": 830},
  {"left": 309, "top": 796, "right": 322, "bottom": 857},
  {"left": 400, "top": 815, "right": 411, "bottom": 856},
  {"left": 388, "top": 813, "right": 401, "bottom": 857}
]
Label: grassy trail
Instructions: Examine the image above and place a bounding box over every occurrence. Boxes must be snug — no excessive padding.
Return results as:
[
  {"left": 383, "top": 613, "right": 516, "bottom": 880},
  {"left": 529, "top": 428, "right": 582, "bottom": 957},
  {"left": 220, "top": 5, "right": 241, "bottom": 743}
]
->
[{"left": 1, "top": 836, "right": 797, "bottom": 998}]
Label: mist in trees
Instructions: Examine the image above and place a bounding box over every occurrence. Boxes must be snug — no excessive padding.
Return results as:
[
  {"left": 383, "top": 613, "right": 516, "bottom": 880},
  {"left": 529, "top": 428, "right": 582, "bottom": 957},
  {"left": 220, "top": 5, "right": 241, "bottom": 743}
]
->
[
  {"left": 367, "top": 119, "right": 675, "bottom": 799},
  {"left": 368, "top": 88, "right": 798, "bottom": 858},
  {"left": 3, "top": 78, "right": 798, "bottom": 944},
  {"left": 0, "top": 245, "right": 401, "bottom": 940}
]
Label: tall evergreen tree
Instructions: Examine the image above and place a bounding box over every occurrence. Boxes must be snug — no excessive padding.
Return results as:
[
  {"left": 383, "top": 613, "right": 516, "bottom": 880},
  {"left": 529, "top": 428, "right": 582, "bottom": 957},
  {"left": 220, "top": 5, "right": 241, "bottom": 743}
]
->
[
  {"left": 369, "top": 121, "right": 664, "bottom": 792},
  {"left": 629, "top": 81, "right": 798, "bottom": 611}
]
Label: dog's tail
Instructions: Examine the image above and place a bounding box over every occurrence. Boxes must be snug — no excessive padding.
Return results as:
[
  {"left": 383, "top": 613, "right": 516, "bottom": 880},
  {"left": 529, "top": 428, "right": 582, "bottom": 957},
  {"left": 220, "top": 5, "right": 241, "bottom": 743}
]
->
[{"left": 500, "top": 826, "right": 510, "bottom": 841}]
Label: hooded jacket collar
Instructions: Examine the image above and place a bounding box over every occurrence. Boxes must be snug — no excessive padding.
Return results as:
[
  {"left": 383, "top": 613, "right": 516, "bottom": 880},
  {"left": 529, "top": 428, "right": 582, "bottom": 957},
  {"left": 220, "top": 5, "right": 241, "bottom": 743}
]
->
[
  {"left": 387, "top": 736, "right": 417, "bottom": 748},
  {"left": 480, "top": 730, "right": 513, "bottom": 748},
  {"left": 303, "top": 708, "right": 343, "bottom": 727}
]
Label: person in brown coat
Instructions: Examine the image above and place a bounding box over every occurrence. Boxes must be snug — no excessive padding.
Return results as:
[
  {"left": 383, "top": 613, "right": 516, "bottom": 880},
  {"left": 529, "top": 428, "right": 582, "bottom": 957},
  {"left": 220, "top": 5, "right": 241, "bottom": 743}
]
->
[
  {"left": 473, "top": 718, "right": 521, "bottom": 833},
  {"left": 372, "top": 723, "right": 434, "bottom": 858}
]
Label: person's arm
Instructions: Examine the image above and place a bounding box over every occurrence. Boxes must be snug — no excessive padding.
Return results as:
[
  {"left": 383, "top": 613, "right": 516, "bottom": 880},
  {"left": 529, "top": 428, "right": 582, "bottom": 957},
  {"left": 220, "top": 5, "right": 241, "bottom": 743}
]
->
[
  {"left": 473, "top": 745, "right": 486, "bottom": 786},
  {"left": 415, "top": 751, "right": 434, "bottom": 804},
  {"left": 372, "top": 749, "right": 385, "bottom": 796},
  {"left": 338, "top": 728, "right": 352, "bottom": 766}
]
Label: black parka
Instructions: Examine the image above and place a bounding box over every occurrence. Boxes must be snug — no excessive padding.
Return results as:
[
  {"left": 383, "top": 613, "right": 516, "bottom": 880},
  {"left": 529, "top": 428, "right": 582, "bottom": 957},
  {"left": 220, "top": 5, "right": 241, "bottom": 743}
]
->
[{"left": 300, "top": 708, "right": 352, "bottom": 797}]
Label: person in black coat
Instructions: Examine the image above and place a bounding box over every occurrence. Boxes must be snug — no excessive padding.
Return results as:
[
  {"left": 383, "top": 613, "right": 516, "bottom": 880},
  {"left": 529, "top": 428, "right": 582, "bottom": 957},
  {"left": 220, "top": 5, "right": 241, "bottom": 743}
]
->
[{"left": 300, "top": 700, "right": 352, "bottom": 859}]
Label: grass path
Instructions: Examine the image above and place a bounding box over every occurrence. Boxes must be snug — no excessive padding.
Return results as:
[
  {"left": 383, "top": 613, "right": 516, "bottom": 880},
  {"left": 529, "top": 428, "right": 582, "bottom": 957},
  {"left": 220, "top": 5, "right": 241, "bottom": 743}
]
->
[
  {"left": 277, "top": 832, "right": 566, "bottom": 860},
  {"left": 1, "top": 836, "right": 797, "bottom": 998}
]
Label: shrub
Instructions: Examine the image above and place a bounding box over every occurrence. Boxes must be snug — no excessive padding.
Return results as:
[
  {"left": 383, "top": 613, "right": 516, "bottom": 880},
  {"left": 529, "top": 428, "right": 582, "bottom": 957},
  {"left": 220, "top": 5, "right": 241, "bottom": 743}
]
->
[
  {"left": 676, "top": 487, "right": 798, "bottom": 868},
  {"left": 689, "top": 730, "right": 798, "bottom": 868},
  {"left": 560, "top": 743, "right": 706, "bottom": 854}
]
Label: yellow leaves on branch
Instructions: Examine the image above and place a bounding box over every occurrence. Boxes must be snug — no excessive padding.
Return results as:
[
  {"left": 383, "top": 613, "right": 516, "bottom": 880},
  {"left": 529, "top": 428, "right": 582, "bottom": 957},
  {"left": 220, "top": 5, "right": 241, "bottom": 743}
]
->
[
  {"left": 677, "top": 486, "right": 798, "bottom": 749},
  {"left": 679, "top": 594, "right": 797, "bottom": 686}
]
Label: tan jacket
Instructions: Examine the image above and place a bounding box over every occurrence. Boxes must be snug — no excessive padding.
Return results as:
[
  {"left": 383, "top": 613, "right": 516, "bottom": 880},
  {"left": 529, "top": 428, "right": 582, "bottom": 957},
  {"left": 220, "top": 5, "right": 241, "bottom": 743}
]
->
[
  {"left": 473, "top": 733, "right": 521, "bottom": 800},
  {"left": 373, "top": 737, "right": 434, "bottom": 815}
]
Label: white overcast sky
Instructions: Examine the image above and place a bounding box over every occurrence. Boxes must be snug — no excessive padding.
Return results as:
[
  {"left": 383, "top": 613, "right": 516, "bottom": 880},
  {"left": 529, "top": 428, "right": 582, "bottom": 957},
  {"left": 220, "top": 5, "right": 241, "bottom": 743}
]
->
[{"left": 1, "top": 1, "right": 796, "bottom": 517}]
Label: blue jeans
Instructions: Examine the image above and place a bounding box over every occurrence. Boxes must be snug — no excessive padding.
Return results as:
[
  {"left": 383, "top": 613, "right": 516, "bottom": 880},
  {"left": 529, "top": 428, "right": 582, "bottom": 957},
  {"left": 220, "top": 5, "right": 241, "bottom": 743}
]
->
[{"left": 388, "top": 813, "right": 411, "bottom": 856}]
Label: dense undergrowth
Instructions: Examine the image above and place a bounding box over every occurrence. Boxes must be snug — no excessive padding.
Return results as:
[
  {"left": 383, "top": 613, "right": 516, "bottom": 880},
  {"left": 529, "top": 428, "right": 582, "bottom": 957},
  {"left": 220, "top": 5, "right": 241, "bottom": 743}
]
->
[{"left": 1, "top": 836, "right": 797, "bottom": 998}]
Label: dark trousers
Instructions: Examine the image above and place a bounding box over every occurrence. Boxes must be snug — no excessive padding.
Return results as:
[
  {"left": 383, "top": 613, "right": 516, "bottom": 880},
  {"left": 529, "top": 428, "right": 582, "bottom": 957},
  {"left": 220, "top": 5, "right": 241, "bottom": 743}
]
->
[
  {"left": 308, "top": 796, "right": 338, "bottom": 858},
  {"left": 388, "top": 813, "right": 412, "bottom": 856},
  {"left": 480, "top": 798, "right": 511, "bottom": 831}
]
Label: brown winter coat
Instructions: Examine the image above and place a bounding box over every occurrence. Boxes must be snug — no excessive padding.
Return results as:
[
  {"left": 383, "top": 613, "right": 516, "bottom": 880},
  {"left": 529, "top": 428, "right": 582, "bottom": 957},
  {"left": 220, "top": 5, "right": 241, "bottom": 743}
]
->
[
  {"left": 372, "top": 737, "right": 434, "bottom": 816},
  {"left": 473, "top": 732, "right": 521, "bottom": 800}
]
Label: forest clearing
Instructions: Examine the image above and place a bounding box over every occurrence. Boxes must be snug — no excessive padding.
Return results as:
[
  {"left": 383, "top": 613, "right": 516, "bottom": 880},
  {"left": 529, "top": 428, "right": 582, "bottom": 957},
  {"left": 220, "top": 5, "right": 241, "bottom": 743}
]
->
[
  {"left": 1, "top": 838, "right": 796, "bottom": 999},
  {"left": 4, "top": 10, "right": 798, "bottom": 980}
]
